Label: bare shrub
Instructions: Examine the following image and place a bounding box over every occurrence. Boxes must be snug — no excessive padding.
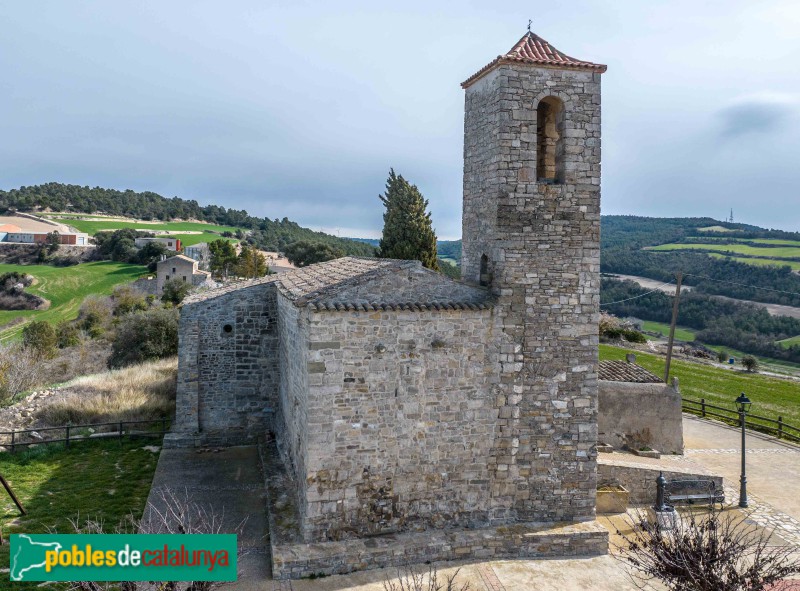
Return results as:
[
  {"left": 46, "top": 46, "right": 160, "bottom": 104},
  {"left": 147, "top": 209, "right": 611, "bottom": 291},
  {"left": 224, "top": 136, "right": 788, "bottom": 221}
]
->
[
  {"left": 35, "top": 339, "right": 110, "bottom": 387},
  {"left": 112, "top": 285, "right": 149, "bottom": 316},
  {"left": 36, "top": 357, "right": 176, "bottom": 425},
  {"left": 0, "top": 344, "right": 40, "bottom": 404},
  {"left": 109, "top": 308, "right": 179, "bottom": 368},
  {"left": 383, "top": 565, "right": 470, "bottom": 591},
  {"left": 66, "top": 487, "right": 246, "bottom": 591},
  {"left": 22, "top": 320, "right": 58, "bottom": 357},
  {"left": 616, "top": 505, "right": 800, "bottom": 590},
  {"left": 78, "top": 295, "right": 114, "bottom": 337}
]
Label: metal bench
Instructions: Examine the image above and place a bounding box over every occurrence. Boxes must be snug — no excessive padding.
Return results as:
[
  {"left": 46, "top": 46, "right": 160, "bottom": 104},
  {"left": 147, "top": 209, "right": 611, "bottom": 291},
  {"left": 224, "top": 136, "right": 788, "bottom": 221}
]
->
[{"left": 665, "top": 479, "right": 724, "bottom": 507}]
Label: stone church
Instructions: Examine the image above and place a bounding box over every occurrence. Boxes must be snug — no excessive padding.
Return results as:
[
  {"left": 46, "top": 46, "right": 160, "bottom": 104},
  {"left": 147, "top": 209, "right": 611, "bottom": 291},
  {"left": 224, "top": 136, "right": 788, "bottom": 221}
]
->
[{"left": 171, "top": 29, "right": 608, "bottom": 577}]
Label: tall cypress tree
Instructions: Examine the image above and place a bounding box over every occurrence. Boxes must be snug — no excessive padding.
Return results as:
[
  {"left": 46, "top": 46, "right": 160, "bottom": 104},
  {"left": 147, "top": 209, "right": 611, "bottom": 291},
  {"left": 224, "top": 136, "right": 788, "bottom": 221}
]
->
[{"left": 378, "top": 169, "right": 439, "bottom": 270}]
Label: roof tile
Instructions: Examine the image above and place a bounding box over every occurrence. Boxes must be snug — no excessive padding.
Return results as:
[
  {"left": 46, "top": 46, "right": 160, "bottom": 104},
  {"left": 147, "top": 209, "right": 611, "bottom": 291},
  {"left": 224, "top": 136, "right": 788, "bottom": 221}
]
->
[
  {"left": 183, "top": 256, "right": 492, "bottom": 312},
  {"left": 462, "top": 31, "right": 607, "bottom": 88},
  {"left": 599, "top": 360, "right": 662, "bottom": 384}
]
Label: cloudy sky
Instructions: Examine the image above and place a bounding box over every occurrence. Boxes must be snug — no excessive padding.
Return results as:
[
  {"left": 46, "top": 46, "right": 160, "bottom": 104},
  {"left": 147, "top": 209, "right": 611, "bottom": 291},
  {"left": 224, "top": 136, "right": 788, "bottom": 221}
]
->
[{"left": 1, "top": 0, "right": 799, "bottom": 239}]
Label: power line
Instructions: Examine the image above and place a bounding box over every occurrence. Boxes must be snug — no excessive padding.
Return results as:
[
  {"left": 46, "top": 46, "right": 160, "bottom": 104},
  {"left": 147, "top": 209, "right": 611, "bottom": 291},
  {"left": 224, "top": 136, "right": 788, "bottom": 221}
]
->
[
  {"left": 684, "top": 273, "right": 800, "bottom": 298},
  {"left": 600, "top": 280, "right": 675, "bottom": 307}
]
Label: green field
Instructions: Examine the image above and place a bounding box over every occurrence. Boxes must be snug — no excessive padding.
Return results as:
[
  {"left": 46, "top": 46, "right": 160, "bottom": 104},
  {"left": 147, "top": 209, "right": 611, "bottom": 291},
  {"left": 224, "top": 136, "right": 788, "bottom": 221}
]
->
[
  {"left": 702, "top": 237, "right": 800, "bottom": 247},
  {"left": 0, "top": 261, "right": 148, "bottom": 342},
  {"left": 600, "top": 344, "right": 800, "bottom": 428},
  {"left": 778, "top": 335, "right": 800, "bottom": 349},
  {"left": 0, "top": 440, "right": 158, "bottom": 590},
  {"left": 53, "top": 218, "right": 242, "bottom": 247},
  {"left": 641, "top": 320, "right": 696, "bottom": 342},
  {"left": 707, "top": 252, "right": 800, "bottom": 271},
  {"left": 647, "top": 242, "right": 800, "bottom": 260}
]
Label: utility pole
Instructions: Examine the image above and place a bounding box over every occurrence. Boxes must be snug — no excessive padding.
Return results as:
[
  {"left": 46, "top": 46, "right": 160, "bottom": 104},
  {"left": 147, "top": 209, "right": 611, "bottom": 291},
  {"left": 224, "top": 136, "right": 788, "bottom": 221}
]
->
[{"left": 664, "top": 272, "right": 683, "bottom": 383}]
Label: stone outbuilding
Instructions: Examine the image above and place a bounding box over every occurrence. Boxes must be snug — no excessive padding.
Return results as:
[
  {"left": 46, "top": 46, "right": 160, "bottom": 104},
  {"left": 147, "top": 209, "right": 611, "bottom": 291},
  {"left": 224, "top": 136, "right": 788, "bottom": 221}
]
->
[
  {"left": 598, "top": 360, "right": 684, "bottom": 455},
  {"left": 172, "top": 28, "right": 609, "bottom": 578},
  {"left": 156, "top": 254, "right": 211, "bottom": 293}
]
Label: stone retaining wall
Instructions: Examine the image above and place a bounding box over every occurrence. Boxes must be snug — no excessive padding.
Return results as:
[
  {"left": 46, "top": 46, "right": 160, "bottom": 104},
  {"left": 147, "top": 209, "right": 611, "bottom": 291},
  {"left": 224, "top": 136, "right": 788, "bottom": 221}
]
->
[
  {"left": 263, "top": 442, "right": 608, "bottom": 579},
  {"left": 598, "top": 381, "right": 684, "bottom": 454},
  {"left": 598, "top": 457, "right": 723, "bottom": 505}
]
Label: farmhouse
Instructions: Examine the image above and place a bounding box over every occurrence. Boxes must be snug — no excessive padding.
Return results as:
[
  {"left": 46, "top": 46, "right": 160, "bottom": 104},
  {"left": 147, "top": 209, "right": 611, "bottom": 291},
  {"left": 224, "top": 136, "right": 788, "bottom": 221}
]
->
[
  {"left": 0, "top": 219, "right": 89, "bottom": 246},
  {"left": 134, "top": 236, "right": 182, "bottom": 251},
  {"left": 172, "top": 29, "right": 607, "bottom": 576},
  {"left": 156, "top": 254, "right": 211, "bottom": 293}
]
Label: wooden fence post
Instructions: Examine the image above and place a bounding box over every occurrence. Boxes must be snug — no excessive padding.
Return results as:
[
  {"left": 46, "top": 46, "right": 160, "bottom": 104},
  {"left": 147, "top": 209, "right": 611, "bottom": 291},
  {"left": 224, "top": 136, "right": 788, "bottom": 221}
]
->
[
  {"left": 701, "top": 398, "right": 706, "bottom": 418},
  {"left": 778, "top": 416, "right": 783, "bottom": 440},
  {"left": 119, "top": 422, "right": 124, "bottom": 445},
  {"left": 10, "top": 431, "right": 15, "bottom": 454},
  {"left": 65, "top": 424, "right": 70, "bottom": 449}
]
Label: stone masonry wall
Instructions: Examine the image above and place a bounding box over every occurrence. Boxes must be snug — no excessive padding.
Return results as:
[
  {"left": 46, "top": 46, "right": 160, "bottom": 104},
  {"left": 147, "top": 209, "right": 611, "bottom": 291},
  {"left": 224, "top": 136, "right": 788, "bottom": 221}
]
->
[
  {"left": 462, "top": 64, "right": 602, "bottom": 523},
  {"left": 173, "top": 283, "right": 279, "bottom": 445},
  {"left": 297, "top": 307, "right": 494, "bottom": 542},
  {"left": 598, "top": 381, "right": 684, "bottom": 455},
  {"left": 275, "top": 291, "right": 310, "bottom": 531}
]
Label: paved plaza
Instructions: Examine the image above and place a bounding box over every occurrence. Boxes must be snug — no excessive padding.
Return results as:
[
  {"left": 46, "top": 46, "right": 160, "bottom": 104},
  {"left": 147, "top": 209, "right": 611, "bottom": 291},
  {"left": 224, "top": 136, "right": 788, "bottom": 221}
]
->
[{"left": 147, "top": 415, "right": 800, "bottom": 590}]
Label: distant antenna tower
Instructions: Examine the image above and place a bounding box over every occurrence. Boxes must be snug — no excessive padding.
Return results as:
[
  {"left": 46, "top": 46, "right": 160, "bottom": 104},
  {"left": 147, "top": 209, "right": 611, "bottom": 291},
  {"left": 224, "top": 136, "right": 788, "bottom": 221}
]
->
[{"left": 728, "top": 208, "right": 734, "bottom": 223}]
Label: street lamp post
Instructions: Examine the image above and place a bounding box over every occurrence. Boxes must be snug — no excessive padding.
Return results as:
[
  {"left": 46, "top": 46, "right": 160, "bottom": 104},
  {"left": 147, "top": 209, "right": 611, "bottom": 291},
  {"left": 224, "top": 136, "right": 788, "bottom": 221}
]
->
[{"left": 735, "top": 392, "right": 752, "bottom": 508}]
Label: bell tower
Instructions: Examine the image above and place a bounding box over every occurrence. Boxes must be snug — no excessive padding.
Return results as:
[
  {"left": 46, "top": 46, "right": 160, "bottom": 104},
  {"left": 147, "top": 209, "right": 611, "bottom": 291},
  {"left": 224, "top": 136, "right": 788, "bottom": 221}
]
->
[{"left": 462, "top": 31, "right": 606, "bottom": 522}]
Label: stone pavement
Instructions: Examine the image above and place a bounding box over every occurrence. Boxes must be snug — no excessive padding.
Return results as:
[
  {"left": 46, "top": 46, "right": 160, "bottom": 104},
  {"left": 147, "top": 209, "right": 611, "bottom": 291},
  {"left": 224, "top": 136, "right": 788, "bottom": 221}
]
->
[
  {"left": 145, "top": 446, "right": 271, "bottom": 582},
  {"left": 146, "top": 415, "right": 800, "bottom": 590},
  {"left": 679, "top": 414, "right": 800, "bottom": 546}
]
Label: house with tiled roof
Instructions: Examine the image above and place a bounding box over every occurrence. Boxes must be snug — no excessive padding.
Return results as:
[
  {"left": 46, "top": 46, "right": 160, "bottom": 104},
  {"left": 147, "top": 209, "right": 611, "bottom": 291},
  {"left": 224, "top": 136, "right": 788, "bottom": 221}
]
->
[
  {"left": 156, "top": 254, "right": 211, "bottom": 293},
  {"left": 171, "top": 27, "right": 609, "bottom": 578}
]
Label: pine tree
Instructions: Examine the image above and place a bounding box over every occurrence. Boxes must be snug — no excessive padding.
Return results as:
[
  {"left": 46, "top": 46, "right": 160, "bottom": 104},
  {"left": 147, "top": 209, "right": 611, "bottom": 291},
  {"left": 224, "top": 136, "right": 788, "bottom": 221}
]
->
[
  {"left": 235, "top": 245, "right": 268, "bottom": 278},
  {"left": 378, "top": 169, "right": 439, "bottom": 270}
]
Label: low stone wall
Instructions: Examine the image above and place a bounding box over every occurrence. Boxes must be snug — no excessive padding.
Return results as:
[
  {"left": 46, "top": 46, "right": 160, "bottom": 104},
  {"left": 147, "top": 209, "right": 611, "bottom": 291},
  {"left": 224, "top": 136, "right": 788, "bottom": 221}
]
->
[
  {"left": 262, "top": 442, "right": 608, "bottom": 579},
  {"left": 598, "top": 380, "right": 683, "bottom": 454},
  {"left": 598, "top": 456, "right": 723, "bottom": 505}
]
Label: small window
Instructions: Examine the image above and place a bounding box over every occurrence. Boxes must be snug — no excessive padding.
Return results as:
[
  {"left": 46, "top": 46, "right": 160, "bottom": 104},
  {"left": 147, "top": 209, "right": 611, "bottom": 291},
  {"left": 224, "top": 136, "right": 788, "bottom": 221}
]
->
[
  {"left": 223, "top": 324, "right": 233, "bottom": 333},
  {"left": 479, "top": 254, "right": 491, "bottom": 287},
  {"left": 537, "top": 96, "right": 565, "bottom": 184},
  {"left": 172, "top": 267, "right": 176, "bottom": 274},
  {"left": 182, "top": 275, "right": 187, "bottom": 282}
]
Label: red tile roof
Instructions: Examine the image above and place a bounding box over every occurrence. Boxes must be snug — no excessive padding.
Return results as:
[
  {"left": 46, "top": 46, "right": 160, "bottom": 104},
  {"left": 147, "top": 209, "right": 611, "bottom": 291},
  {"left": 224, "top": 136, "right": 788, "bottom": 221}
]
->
[
  {"left": 599, "top": 360, "right": 662, "bottom": 384},
  {"left": 462, "top": 31, "right": 607, "bottom": 88}
]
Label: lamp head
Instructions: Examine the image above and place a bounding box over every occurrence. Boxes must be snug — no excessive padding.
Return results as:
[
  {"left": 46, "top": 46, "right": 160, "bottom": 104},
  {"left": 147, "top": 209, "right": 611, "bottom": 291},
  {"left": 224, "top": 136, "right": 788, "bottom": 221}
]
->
[{"left": 735, "top": 392, "right": 752, "bottom": 413}]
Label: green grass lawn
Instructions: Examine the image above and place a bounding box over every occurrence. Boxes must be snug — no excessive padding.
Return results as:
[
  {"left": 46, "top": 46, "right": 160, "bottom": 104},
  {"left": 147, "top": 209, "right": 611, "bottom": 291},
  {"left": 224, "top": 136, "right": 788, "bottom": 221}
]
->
[
  {"left": 0, "top": 261, "right": 148, "bottom": 343},
  {"left": 600, "top": 343, "right": 800, "bottom": 429},
  {"left": 57, "top": 219, "right": 243, "bottom": 247},
  {"left": 0, "top": 439, "right": 159, "bottom": 590},
  {"left": 777, "top": 335, "right": 800, "bottom": 349},
  {"left": 707, "top": 252, "right": 800, "bottom": 271},
  {"left": 641, "top": 320, "right": 696, "bottom": 342},
  {"left": 647, "top": 242, "right": 800, "bottom": 260},
  {"left": 701, "top": 237, "right": 800, "bottom": 247}
]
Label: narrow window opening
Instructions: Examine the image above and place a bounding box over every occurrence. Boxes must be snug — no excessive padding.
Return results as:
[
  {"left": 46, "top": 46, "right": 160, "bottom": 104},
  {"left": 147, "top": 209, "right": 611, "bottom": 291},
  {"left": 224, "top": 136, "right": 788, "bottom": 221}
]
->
[
  {"left": 536, "top": 97, "right": 565, "bottom": 184},
  {"left": 223, "top": 324, "right": 233, "bottom": 334},
  {"left": 479, "top": 254, "right": 491, "bottom": 287}
]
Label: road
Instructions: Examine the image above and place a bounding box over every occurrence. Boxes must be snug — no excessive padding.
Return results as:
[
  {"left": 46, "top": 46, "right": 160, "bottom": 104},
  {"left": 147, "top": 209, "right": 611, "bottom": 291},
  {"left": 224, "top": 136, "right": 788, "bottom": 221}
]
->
[{"left": 607, "top": 273, "right": 800, "bottom": 320}]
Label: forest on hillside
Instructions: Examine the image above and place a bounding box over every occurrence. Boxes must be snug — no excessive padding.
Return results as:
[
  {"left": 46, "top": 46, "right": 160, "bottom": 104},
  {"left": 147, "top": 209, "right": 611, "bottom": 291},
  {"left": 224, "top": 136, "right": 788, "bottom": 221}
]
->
[
  {"left": 600, "top": 216, "right": 800, "bottom": 307},
  {"left": 0, "top": 183, "right": 375, "bottom": 257},
  {"left": 601, "top": 278, "right": 800, "bottom": 363}
]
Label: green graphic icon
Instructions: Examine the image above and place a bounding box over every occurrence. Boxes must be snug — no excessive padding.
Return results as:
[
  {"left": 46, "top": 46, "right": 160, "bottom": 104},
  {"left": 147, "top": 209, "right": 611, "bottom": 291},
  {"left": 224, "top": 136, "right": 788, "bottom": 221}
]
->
[{"left": 11, "top": 534, "right": 63, "bottom": 581}]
